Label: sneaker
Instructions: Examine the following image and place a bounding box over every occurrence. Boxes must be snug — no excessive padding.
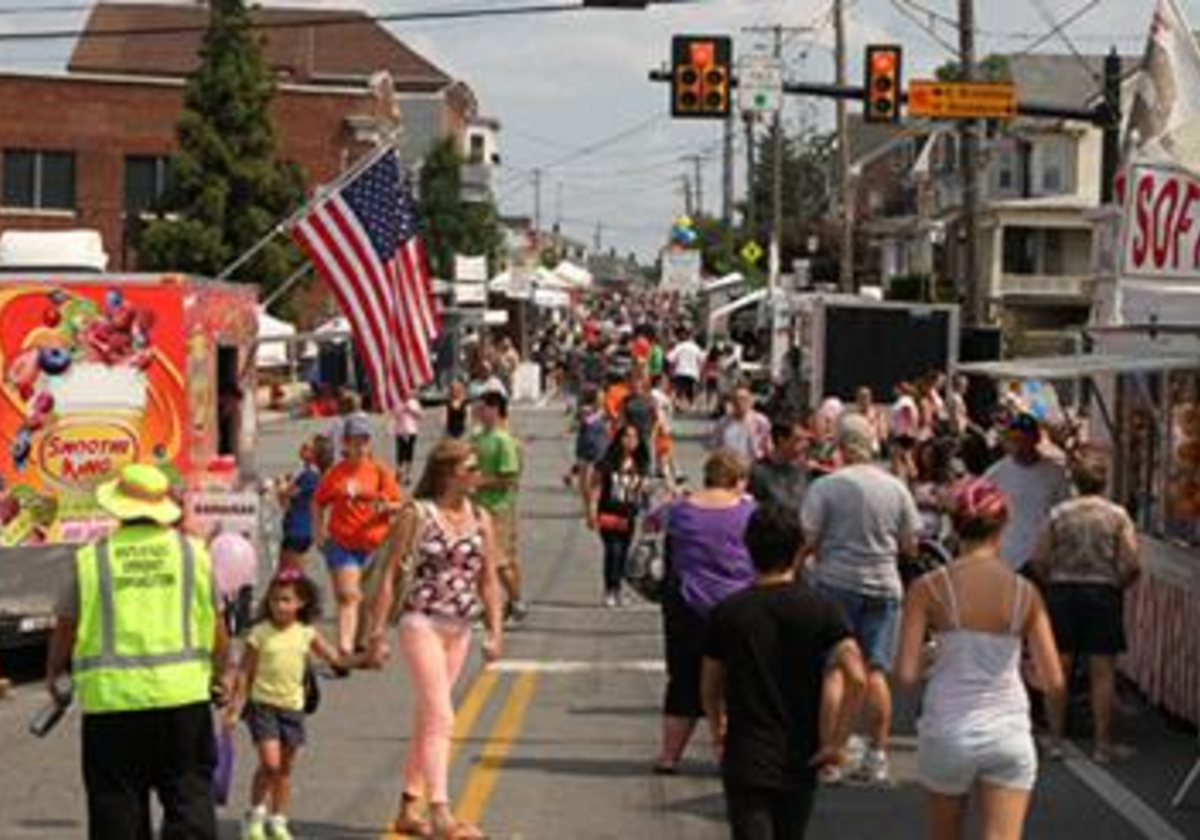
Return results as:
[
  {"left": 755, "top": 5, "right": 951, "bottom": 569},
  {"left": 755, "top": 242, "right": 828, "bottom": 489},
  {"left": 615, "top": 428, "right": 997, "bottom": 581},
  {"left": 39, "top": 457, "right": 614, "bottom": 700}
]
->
[
  {"left": 242, "top": 816, "right": 267, "bottom": 840},
  {"left": 854, "top": 748, "right": 892, "bottom": 787},
  {"left": 269, "top": 817, "right": 294, "bottom": 840},
  {"left": 603, "top": 592, "right": 618, "bottom": 609}
]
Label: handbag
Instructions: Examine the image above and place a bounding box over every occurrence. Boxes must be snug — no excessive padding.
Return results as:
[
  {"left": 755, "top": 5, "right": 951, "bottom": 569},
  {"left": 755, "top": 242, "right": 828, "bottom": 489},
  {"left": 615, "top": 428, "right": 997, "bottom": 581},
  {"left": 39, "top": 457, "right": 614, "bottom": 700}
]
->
[
  {"left": 624, "top": 509, "right": 669, "bottom": 604},
  {"left": 382, "top": 500, "right": 428, "bottom": 626},
  {"left": 303, "top": 663, "right": 321, "bottom": 715}
]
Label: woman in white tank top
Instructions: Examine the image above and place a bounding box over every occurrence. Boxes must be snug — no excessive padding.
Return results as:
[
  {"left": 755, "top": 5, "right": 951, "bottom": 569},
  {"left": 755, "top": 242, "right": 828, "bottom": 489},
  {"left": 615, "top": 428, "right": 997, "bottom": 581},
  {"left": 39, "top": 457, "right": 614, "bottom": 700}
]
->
[{"left": 897, "top": 478, "right": 1064, "bottom": 840}]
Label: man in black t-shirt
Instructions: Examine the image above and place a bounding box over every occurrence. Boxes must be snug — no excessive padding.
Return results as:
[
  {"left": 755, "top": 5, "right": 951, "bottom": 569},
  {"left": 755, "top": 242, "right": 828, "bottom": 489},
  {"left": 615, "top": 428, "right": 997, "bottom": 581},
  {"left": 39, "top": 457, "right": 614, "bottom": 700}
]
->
[{"left": 703, "top": 504, "right": 866, "bottom": 840}]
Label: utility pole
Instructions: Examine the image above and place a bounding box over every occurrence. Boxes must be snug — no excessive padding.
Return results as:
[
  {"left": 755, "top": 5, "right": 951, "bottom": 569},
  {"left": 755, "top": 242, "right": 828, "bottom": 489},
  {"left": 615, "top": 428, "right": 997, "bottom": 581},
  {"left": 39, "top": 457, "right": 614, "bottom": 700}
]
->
[
  {"left": 722, "top": 108, "right": 735, "bottom": 224},
  {"left": 681, "top": 173, "right": 694, "bottom": 217},
  {"left": 835, "top": 0, "right": 854, "bottom": 292},
  {"left": 959, "top": 0, "right": 984, "bottom": 324},
  {"left": 770, "top": 26, "right": 784, "bottom": 300},
  {"left": 685, "top": 153, "right": 705, "bottom": 217},
  {"left": 744, "top": 112, "right": 757, "bottom": 235},
  {"left": 532, "top": 168, "right": 544, "bottom": 237},
  {"left": 554, "top": 179, "right": 563, "bottom": 231}
]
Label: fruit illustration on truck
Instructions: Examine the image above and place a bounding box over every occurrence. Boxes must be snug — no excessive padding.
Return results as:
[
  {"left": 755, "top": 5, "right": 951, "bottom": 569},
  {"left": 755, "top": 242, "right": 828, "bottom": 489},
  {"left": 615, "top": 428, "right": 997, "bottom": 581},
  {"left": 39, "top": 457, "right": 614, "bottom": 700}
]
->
[{"left": 0, "top": 283, "right": 187, "bottom": 546}]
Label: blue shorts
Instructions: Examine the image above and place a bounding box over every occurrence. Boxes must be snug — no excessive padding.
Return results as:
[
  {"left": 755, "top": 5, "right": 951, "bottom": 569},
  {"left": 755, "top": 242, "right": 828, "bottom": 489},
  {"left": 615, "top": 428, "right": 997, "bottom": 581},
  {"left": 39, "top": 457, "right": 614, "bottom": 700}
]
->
[
  {"left": 814, "top": 583, "right": 900, "bottom": 672},
  {"left": 323, "top": 542, "right": 372, "bottom": 571}
]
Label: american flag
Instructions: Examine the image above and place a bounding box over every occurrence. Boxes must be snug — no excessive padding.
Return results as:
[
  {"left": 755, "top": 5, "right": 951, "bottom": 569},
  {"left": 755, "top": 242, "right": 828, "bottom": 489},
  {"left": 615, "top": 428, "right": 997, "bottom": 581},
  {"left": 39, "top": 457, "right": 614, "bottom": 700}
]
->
[{"left": 291, "top": 149, "right": 439, "bottom": 411}]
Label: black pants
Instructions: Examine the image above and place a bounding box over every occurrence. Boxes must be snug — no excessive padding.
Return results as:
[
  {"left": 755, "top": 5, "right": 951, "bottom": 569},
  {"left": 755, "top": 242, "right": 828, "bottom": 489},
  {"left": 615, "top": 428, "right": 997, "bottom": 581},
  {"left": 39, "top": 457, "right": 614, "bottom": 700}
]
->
[
  {"left": 600, "top": 532, "right": 631, "bottom": 593},
  {"left": 725, "top": 783, "right": 816, "bottom": 840},
  {"left": 661, "top": 583, "right": 707, "bottom": 718},
  {"left": 82, "top": 702, "right": 217, "bottom": 840}
]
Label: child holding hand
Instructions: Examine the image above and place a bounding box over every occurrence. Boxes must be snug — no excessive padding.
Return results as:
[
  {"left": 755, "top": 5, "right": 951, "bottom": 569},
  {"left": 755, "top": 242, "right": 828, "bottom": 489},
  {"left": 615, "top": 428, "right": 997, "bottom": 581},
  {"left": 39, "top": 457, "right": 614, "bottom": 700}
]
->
[{"left": 229, "top": 569, "right": 351, "bottom": 840}]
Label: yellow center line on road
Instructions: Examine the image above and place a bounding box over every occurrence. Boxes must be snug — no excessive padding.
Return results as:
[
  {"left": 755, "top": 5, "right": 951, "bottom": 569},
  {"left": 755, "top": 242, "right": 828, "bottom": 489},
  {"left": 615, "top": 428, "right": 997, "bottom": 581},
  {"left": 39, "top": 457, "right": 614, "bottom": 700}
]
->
[
  {"left": 454, "top": 672, "right": 539, "bottom": 827},
  {"left": 380, "top": 667, "right": 502, "bottom": 840},
  {"left": 450, "top": 668, "right": 501, "bottom": 766}
]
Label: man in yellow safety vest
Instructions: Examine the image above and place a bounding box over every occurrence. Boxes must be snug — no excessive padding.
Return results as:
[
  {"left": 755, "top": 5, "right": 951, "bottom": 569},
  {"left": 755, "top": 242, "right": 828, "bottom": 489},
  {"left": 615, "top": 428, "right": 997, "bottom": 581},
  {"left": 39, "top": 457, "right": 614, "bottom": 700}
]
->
[{"left": 46, "top": 463, "right": 231, "bottom": 840}]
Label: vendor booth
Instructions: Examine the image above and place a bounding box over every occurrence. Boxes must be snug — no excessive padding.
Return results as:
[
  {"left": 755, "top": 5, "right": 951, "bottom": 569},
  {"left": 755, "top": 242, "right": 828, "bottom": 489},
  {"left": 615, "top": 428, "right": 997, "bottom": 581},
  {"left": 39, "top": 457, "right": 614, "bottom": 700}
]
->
[{"left": 960, "top": 349, "right": 1200, "bottom": 734}]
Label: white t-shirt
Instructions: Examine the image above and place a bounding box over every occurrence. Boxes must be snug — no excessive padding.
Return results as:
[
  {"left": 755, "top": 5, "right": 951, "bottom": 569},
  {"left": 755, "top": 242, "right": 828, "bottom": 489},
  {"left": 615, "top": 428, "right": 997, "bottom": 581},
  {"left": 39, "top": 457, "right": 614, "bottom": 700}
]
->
[
  {"left": 890, "top": 395, "right": 919, "bottom": 438},
  {"left": 668, "top": 340, "right": 704, "bottom": 380},
  {"left": 984, "top": 456, "right": 1071, "bottom": 570}
]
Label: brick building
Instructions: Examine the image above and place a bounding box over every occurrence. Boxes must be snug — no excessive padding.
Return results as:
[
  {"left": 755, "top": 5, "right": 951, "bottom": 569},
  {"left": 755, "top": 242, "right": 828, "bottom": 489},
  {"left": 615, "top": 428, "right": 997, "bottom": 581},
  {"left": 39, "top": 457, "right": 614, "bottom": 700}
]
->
[{"left": 0, "top": 2, "right": 494, "bottom": 271}]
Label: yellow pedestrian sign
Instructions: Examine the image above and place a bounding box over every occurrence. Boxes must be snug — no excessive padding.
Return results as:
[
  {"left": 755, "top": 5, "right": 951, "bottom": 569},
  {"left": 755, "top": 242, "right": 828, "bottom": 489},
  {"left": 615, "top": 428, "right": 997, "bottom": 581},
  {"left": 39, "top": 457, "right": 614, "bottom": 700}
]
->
[{"left": 740, "top": 241, "right": 764, "bottom": 265}]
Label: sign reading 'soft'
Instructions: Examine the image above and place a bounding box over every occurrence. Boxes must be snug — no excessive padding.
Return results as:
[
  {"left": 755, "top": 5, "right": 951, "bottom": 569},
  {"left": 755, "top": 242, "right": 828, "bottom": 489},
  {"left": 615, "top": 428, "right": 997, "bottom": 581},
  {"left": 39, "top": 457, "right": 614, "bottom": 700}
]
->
[{"left": 1123, "top": 164, "right": 1200, "bottom": 280}]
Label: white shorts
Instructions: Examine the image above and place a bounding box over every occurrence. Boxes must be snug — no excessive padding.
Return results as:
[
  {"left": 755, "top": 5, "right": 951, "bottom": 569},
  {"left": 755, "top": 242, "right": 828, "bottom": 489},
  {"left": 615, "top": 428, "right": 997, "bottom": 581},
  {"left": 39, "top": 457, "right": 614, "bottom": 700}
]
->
[{"left": 917, "top": 728, "right": 1038, "bottom": 795}]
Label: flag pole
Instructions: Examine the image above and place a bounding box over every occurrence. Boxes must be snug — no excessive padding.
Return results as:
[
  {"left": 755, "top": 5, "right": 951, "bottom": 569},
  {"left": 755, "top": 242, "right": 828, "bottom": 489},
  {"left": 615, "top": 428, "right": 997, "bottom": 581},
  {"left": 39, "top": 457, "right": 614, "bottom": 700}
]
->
[{"left": 215, "top": 141, "right": 398, "bottom": 281}]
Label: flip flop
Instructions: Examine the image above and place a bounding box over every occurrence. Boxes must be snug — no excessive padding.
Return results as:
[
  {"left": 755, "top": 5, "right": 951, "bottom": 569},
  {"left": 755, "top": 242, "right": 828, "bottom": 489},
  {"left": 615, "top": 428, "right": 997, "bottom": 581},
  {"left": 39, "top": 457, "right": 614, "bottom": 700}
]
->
[{"left": 390, "top": 816, "right": 433, "bottom": 838}]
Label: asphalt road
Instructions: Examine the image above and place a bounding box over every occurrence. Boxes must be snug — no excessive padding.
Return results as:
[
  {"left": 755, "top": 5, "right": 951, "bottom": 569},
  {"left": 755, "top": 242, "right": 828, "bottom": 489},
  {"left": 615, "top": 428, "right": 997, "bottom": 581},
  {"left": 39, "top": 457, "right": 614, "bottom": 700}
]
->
[{"left": 2, "top": 405, "right": 1200, "bottom": 838}]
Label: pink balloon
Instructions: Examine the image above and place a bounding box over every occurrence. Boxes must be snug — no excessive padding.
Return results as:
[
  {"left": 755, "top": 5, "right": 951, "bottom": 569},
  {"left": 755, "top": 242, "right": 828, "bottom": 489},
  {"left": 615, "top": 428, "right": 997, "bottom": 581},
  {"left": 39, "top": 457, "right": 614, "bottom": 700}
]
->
[{"left": 209, "top": 532, "right": 258, "bottom": 597}]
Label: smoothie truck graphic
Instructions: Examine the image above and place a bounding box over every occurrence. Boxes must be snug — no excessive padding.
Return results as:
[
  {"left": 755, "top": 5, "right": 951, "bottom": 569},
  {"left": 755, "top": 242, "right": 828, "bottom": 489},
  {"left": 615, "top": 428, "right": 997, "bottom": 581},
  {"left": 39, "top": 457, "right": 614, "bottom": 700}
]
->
[{"left": 0, "top": 285, "right": 187, "bottom": 545}]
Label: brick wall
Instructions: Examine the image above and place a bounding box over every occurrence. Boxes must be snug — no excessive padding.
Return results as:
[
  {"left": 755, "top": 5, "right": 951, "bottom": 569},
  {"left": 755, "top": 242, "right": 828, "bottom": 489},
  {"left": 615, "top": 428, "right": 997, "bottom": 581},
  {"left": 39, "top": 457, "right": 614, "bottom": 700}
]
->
[{"left": 0, "top": 73, "right": 426, "bottom": 271}]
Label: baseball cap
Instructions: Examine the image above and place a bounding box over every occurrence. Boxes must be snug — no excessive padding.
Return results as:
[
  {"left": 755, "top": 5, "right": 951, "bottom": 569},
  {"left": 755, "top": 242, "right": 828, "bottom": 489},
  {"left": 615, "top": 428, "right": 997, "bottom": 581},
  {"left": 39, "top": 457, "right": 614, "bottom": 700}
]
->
[
  {"left": 1008, "top": 412, "right": 1040, "bottom": 435},
  {"left": 342, "top": 412, "right": 372, "bottom": 439}
]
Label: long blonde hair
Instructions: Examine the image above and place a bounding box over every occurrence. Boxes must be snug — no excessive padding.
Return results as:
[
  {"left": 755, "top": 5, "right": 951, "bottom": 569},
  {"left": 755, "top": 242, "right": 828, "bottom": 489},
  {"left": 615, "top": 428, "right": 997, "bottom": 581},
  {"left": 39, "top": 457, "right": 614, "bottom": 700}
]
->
[{"left": 413, "top": 438, "right": 475, "bottom": 500}]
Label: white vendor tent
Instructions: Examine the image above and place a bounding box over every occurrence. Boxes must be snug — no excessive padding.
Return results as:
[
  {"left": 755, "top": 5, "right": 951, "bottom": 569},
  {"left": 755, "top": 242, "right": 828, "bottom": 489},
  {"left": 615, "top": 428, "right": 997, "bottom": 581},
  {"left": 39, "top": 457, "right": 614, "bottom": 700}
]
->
[
  {"left": 256, "top": 308, "right": 296, "bottom": 368},
  {"left": 550, "top": 260, "right": 594, "bottom": 290}
]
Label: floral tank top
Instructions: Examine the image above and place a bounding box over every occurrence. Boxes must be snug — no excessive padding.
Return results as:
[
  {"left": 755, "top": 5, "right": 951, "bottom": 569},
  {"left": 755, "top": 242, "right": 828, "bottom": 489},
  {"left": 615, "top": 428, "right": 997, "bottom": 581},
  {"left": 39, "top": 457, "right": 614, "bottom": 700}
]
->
[{"left": 403, "top": 502, "right": 484, "bottom": 623}]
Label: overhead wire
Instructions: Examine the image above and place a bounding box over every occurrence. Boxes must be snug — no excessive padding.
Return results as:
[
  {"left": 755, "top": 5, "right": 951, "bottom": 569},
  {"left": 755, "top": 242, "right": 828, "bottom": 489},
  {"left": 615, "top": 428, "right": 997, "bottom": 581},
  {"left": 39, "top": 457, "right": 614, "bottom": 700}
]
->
[{"left": 0, "top": 0, "right": 705, "bottom": 43}]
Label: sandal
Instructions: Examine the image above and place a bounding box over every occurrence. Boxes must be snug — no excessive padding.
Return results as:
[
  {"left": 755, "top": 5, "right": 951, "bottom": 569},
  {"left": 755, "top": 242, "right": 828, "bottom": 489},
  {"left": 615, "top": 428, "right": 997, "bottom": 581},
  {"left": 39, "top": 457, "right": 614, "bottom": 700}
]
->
[
  {"left": 434, "top": 820, "right": 486, "bottom": 840},
  {"left": 390, "top": 815, "right": 433, "bottom": 838}
]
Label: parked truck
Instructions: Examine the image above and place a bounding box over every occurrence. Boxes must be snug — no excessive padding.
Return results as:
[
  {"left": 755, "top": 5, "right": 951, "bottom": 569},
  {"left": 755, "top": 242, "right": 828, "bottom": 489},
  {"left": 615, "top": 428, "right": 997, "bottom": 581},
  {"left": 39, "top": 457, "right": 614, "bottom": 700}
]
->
[
  {"left": 785, "top": 293, "right": 960, "bottom": 407},
  {"left": 0, "top": 231, "right": 261, "bottom": 652}
]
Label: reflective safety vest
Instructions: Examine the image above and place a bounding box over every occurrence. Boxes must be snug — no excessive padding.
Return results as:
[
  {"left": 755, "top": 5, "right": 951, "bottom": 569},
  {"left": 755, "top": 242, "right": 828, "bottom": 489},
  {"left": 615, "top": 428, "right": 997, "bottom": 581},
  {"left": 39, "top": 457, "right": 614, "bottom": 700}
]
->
[{"left": 72, "top": 526, "right": 217, "bottom": 714}]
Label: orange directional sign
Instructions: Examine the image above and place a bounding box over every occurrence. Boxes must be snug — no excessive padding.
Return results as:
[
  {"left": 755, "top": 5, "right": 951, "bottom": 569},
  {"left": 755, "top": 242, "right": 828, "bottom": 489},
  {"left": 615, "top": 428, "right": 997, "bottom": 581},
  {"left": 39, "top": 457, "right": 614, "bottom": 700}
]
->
[{"left": 907, "top": 80, "right": 1017, "bottom": 119}]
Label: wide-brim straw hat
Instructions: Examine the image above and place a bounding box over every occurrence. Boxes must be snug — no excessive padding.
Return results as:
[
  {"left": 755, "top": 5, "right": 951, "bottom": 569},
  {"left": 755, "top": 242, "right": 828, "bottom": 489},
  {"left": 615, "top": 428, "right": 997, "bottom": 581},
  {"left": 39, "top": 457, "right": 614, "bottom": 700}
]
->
[{"left": 95, "top": 463, "right": 182, "bottom": 525}]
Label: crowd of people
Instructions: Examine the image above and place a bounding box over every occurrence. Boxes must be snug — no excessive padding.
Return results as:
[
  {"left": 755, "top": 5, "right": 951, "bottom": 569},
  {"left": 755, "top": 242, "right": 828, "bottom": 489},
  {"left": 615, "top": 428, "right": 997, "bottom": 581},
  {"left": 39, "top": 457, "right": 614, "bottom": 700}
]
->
[{"left": 39, "top": 281, "right": 1149, "bottom": 840}]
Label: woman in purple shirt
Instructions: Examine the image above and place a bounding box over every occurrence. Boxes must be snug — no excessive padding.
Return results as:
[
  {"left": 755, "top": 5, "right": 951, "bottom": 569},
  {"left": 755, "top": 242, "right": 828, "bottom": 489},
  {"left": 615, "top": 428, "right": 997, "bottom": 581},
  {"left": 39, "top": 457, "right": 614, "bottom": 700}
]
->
[{"left": 655, "top": 449, "right": 756, "bottom": 774}]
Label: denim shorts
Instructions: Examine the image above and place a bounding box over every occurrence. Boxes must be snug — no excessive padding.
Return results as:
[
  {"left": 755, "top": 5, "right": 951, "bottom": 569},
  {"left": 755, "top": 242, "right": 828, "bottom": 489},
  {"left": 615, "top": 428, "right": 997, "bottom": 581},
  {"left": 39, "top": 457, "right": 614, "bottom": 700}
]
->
[
  {"left": 813, "top": 583, "right": 900, "bottom": 672},
  {"left": 245, "top": 702, "right": 306, "bottom": 748},
  {"left": 917, "top": 727, "right": 1037, "bottom": 795},
  {"left": 323, "top": 541, "right": 372, "bottom": 571}
]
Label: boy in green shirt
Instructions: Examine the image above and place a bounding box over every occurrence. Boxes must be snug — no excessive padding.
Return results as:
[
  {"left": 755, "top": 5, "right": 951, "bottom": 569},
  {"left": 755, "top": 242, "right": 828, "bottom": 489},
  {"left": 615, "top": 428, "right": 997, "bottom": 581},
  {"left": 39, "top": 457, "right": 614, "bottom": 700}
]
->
[{"left": 473, "top": 391, "right": 527, "bottom": 622}]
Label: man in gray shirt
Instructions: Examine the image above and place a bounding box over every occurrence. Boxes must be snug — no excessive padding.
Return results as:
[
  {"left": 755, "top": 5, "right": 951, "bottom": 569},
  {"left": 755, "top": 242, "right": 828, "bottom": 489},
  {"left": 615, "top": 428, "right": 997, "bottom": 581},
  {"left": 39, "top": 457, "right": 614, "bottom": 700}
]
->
[{"left": 801, "top": 412, "right": 919, "bottom": 786}]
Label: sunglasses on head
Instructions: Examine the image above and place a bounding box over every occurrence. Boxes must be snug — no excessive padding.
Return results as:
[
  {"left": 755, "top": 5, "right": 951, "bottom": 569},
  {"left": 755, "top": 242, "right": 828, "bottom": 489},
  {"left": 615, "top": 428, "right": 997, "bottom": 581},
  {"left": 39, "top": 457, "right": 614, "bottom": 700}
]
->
[{"left": 273, "top": 567, "right": 304, "bottom": 584}]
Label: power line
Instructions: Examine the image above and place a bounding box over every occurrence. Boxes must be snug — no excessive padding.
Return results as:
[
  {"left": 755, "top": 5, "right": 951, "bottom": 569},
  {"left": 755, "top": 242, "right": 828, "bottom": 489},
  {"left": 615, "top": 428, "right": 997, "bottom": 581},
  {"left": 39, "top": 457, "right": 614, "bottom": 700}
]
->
[
  {"left": 1025, "top": 0, "right": 1107, "bottom": 84},
  {"left": 0, "top": 1, "right": 703, "bottom": 44},
  {"left": 1011, "top": 0, "right": 1106, "bottom": 57}
]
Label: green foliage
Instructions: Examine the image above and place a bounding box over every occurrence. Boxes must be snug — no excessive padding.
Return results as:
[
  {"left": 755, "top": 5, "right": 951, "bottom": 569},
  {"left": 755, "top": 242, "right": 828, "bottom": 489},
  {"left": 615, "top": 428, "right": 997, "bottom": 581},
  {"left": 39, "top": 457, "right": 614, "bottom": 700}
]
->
[
  {"left": 935, "top": 54, "right": 1012, "bottom": 83},
  {"left": 745, "top": 126, "right": 836, "bottom": 269},
  {"left": 418, "top": 138, "right": 503, "bottom": 278},
  {"left": 138, "top": 0, "right": 304, "bottom": 291}
]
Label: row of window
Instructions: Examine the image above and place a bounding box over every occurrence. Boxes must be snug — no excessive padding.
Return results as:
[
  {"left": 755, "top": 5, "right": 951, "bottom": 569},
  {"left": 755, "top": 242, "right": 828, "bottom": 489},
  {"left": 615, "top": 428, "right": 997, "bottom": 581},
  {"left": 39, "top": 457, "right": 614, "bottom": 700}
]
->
[{"left": 0, "top": 150, "right": 171, "bottom": 214}]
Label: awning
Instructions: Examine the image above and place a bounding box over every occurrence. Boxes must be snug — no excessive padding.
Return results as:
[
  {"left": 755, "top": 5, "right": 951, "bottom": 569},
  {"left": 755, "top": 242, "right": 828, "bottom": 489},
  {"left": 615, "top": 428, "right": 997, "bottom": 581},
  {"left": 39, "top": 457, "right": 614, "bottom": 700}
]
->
[{"left": 959, "top": 353, "right": 1200, "bottom": 381}]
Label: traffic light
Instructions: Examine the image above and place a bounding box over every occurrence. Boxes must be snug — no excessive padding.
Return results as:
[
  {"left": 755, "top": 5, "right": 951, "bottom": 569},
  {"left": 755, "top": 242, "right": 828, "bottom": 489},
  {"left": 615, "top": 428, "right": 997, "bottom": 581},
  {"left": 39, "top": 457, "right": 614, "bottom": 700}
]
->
[
  {"left": 864, "top": 45, "right": 903, "bottom": 124},
  {"left": 671, "top": 35, "right": 732, "bottom": 119}
]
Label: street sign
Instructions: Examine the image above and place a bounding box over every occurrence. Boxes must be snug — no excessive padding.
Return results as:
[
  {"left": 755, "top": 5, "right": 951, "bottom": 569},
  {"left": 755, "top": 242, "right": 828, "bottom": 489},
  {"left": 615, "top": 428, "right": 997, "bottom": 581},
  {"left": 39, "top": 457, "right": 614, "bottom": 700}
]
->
[
  {"left": 738, "top": 55, "right": 783, "bottom": 115},
  {"left": 907, "top": 80, "right": 1017, "bottom": 119},
  {"left": 740, "top": 240, "right": 764, "bottom": 265}
]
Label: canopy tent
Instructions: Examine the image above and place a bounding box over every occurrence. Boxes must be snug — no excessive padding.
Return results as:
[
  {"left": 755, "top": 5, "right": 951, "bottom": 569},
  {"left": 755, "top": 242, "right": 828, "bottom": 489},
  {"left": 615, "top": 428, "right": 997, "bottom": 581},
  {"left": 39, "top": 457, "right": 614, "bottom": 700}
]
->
[
  {"left": 255, "top": 308, "right": 296, "bottom": 368},
  {"left": 550, "top": 260, "right": 594, "bottom": 289},
  {"left": 488, "top": 267, "right": 574, "bottom": 294}
]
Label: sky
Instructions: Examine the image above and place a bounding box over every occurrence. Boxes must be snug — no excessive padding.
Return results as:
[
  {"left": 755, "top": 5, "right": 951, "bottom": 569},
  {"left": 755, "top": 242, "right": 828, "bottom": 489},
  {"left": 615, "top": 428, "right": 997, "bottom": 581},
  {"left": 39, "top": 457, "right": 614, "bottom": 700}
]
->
[{"left": 0, "top": 0, "right": 1183, "bottom": 260}]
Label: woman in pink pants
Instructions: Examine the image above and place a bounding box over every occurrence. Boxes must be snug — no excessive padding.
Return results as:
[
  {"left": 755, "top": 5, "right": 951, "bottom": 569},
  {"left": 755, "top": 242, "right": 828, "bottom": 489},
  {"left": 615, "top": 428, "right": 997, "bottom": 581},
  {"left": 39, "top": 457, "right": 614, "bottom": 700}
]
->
[{"left": 367, "top": 438, "right": 503, "bottom": 839}]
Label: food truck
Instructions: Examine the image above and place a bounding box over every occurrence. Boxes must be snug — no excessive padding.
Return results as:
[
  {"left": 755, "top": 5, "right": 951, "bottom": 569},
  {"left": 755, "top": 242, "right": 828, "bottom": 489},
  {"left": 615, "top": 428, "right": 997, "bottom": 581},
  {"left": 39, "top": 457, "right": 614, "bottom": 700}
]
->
[{"left": 0, "top": 232, "right": 261, "bottom": 651}]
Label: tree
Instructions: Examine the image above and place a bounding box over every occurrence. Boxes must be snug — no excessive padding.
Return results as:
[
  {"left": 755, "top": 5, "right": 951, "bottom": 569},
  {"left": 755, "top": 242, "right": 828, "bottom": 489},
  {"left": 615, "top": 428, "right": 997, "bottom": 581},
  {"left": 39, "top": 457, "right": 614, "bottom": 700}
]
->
[
  {"left": 744, "top": 125, "right": 836, "bottom": 269},
  {"left": 137, "top": 0, "right": 303, "bottom": 291},
  {"left": 936, "top": 54, "right": 1012, "bottom": 83},
  {"left": 418, "top": 138, "right": 504, "bottom": 278}
]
